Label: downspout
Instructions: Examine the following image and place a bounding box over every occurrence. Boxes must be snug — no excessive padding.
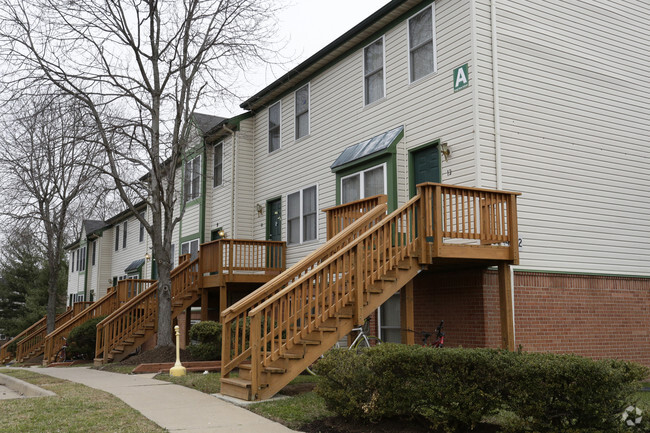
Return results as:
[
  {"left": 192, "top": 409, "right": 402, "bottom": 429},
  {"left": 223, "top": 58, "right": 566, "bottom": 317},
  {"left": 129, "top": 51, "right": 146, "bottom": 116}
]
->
[
  {"left": 470, "top": 0, "right": 482, "bottom": 188},
  {"left": 223, "top": 125, "right": 236, "bottom": 238},
  {"left": 491, "top": 0, "right": 503, "bottom": 190}
]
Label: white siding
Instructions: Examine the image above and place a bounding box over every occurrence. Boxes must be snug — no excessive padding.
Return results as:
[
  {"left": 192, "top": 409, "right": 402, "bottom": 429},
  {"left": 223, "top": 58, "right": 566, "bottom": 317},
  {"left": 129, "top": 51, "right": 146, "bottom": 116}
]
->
[
  {"left": 208, "top": 135, "right": 234, "bottom": 238},
  {"left": 490, "top": 0, "right": 650, "bottom": 275},
  {"left": 109, "top": 213, "right": 151, "bottom": 280},
  {"left": 250, "top": 0, "right": 474, "bottom": 266},
  {"left": 234, "top": 118, "right": 256, "bottom": 239}
]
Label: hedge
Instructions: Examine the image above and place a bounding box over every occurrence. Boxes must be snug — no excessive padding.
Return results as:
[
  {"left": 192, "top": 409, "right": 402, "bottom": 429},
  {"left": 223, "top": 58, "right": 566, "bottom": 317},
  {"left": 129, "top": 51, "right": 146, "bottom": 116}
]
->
[
  {"left": 189, "top": 321, "right": 222, "bottom": 361},
  {"left": 314, "top": 344, "right": 649, "bottom": 433},
  {"left": 67, "top": 315, "right": 106, "bottom": 359}
]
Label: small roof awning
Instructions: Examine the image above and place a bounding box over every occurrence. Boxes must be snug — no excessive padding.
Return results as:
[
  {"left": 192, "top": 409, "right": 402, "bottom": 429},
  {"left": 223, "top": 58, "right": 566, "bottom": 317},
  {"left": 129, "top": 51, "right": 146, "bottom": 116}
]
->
[
  {"left": 124, "top": 258, "right": 146, "bottom": 274},
  {"left": 331, "top": 125, "right": 404, "bottom": 172}
]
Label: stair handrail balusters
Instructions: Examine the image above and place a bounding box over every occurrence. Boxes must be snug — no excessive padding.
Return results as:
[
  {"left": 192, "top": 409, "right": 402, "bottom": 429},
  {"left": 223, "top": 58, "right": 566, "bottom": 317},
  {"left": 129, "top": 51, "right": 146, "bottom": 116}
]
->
[
  {"left": 0, "top": 314, "right": 50, "bottom": 363},
  {"left": 94, "top": 256, "right": 197, "bottom": 363},
  {"left": 323, "top": 194, "right": 388, "bottom": 239},
  {"left": 16, "top": 308, "right": 74, "bottom": 362},
  {"left": 246, "top": 195, "right": 421, "bottom": 394},
  {"left": 221, "top": 201, "right": 389, "bottom": 379}
]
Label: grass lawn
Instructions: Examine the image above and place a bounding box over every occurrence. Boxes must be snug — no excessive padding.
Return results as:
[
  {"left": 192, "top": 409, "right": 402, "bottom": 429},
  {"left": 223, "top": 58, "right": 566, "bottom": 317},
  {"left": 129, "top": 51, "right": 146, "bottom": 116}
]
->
[
  {"left": 249, "top": 389, "right": 333, "bottom": 430},
  {"left": 0, "top": 369, "right": 165, "bottom": 433},
  {"left": 155, "top": 371, "right": 223, "bottom": 394}
]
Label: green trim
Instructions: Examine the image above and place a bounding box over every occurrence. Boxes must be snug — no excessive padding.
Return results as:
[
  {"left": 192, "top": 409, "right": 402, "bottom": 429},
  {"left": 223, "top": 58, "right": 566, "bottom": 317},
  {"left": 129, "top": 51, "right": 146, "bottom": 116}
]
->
[
  {"left": 244, "top": 0, "right": 436, "bottom": 112},
  {"left": 408, "top": 140, "right": 442, "bottom": 197},
  {"left": 266, "top": 197, "right": 282, "bottom": 240},
  {"left": 513, "top": 268, "right": 650, "bottom": 279},
  {"left": 335, "top": 154, "right": 398, "bottom": 212},
  {"left": 331, "top": 128, "right": 403, "bottom": 173},
  {"left": 179, "top": 233, "right": 201, "bottom": 244}
]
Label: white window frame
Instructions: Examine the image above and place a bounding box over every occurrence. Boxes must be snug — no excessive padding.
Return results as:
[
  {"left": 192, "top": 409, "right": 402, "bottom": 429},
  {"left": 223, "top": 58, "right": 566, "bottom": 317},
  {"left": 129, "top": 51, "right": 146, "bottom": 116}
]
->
[
  {"left": 213, "top": 143, "right": 223, "bottom": 188},
  {"left": 92, "top": 241, "right": 96, "bottom": 266},
  {"left": 407, "top": 4, "right": 437, "bottom": 84},
  {"left": 115, "top": 225, "right": 120, "bottom": 251},
  {"left": 181, "top": 238, "right": 200, "bottom": 260},
  {"left": 294, "top": 83, "right": 310, "bottom": 140},
  {"left": 363, "top": 35, "right": 386, "bottom": 106},
  {"left": 286, "top": 185, "right": 318, "bottom": 245},
  {"left": 184, "top": 155, "right": 201, "bottom": 203},
  {"left": 268, "top": 101, "right": 282, "bottom": 153},
  {"left": 122, "top": 221, "right": 128, "bottom": 249},
  {"left": 340, "top": 162, "right": 388, "bottom": 204},
  {"left": 139, "top": 211, "right": 145, "bottom": 243}
]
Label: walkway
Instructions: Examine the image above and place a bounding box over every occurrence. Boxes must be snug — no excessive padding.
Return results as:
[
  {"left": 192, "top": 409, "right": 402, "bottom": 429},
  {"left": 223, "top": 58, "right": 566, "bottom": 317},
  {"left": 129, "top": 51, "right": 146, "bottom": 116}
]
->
[{"left": 9, "top": 366, "right": 298, "bottom": 433}]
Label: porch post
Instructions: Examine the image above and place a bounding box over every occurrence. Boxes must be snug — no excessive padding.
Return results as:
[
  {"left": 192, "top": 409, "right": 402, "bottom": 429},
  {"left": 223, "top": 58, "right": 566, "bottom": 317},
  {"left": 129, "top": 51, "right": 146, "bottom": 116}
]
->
[
  {"left": 498, "top": 263, "right": 515, "bottom": 351},
  {"left": 400, "top": 281, "right": 415, "bottom": 345},
  {"left": 201, "top": 289, "right": 209, "bottom": 321},
  {"left": 219, "top": 286, "right": 228, "bottom": 323},
  {"left": 184, "top": 306, "right": 191, "bottom": 348}
]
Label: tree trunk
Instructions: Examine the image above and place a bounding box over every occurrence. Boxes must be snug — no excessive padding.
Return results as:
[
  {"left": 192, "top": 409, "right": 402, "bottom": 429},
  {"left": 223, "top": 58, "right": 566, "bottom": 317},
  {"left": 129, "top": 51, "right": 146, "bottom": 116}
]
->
[
  {"left": 46, "top": 263, "right": 58, "bottom": 334},
  {"left": 156, "top": 261, "right": 173, "bottom": 347}
]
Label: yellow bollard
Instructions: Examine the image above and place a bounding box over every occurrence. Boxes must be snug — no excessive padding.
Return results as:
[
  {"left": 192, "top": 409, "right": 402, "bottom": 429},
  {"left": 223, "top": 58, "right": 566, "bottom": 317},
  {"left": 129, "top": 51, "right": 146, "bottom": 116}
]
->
[{"left": 170, "top": 325, "right": 186, "bottom": 377}]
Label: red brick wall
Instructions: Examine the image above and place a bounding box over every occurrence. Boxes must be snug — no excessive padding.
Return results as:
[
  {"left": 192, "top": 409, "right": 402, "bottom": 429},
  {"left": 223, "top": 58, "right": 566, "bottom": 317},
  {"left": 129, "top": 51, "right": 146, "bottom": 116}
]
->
[{"left": 411, "top": 269, "right": 650, "bottom": 367}]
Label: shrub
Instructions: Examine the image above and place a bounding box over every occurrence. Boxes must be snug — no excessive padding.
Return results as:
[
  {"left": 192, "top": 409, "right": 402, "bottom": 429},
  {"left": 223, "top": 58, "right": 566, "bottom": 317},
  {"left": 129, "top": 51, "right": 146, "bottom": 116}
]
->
[
  {"left": 315, "top": 344, "right": 648, "bottom": 433},
  {"left": 188, "top": 321, "right": 222, "bottom": 361},
  {"left": 67, "top": 315, "right": 106, "bottom": 359},
  {"left": 6, "top": 339, "right": 19, "bottom": 356}
]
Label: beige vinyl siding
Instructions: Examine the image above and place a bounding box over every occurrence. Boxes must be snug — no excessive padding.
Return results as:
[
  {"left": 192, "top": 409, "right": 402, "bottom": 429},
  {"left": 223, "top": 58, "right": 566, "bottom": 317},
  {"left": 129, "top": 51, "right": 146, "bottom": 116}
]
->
[
  {"left": 209, "top": 135, "right": 234, "bottom": 238},
  {"left": 180, "top": 203, "right": 201, "bottom": 239},
  {"left": 234, "top": 119, "right": 256, "bottom": 239},
  {"left": 493, "top": 0, "right": 650, "bottom": 275},
  {"left": 96, "top": 234, "right": 114, "bottom": 298},
  {"left": 66, "top": 247, "right": 84, "bottom": 301},
  {"left": 251, "top": 0, "right": 473, "bottom": 266},
  {"left": 109, "top": 213, "right": 151, "bottom": 280}
]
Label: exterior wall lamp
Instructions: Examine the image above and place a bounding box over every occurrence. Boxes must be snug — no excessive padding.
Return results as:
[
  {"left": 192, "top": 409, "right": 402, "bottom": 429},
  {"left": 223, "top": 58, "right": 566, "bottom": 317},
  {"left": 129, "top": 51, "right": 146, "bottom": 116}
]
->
[{"left": 440, "top": 142, "right": 451, "bottom": 162}]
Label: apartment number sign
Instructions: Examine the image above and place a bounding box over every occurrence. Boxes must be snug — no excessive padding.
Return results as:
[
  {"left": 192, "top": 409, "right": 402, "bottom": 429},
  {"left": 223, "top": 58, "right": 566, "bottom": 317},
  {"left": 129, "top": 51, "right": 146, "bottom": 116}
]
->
[{"left": 453, "top": 63, "right": 469, "bottom": 92}]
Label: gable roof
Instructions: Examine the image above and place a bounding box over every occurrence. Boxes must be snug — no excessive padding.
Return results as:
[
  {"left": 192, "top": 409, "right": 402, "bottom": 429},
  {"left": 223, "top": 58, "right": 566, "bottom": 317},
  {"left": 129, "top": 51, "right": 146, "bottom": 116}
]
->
[
  {"left": 240, "top": 0, "right": 422, "bottom": 111},
  {"left": 84, "top": 220, "right": 108, "bottom": 236},
  {"left": 193, "top": 113, "right": 227, "bottom": 134}
]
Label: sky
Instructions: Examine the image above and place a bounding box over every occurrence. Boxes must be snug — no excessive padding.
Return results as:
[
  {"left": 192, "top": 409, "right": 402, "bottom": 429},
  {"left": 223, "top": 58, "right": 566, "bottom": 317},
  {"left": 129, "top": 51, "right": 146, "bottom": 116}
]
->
[{"left": 214, "top": 0, "right": 391, "bottom": 117}]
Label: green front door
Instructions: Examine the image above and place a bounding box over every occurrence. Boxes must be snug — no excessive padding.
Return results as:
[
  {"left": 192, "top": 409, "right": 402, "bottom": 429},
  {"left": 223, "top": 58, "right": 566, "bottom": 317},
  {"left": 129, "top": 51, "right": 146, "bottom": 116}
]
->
[
  {"left": 266, "top": 198, "right": 282, "bottom": 267},
  {"left": 409, "top": 144, "right": 441, "bottom": 197}
]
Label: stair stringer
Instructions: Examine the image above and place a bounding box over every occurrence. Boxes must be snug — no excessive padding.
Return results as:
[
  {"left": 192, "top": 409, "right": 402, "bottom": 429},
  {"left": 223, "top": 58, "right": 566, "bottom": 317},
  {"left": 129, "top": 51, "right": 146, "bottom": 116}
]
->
[
  {"left": 252, "top": 258, "right": 422, "bottom": 401},
  {"left": 107, "top": 289, "right": 201, "bottom": 363}
]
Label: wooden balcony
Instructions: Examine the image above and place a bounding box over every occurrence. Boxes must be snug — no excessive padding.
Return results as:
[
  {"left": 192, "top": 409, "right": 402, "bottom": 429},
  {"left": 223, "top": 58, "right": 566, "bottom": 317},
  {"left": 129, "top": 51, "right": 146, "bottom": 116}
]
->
[{"left": 199, "top": 239, "right": 286, "bottom": 288}]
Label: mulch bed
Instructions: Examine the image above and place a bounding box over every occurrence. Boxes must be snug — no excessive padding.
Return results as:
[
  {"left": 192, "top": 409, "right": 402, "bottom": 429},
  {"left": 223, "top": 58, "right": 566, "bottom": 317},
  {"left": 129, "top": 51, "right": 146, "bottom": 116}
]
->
[
  {"left": 117, "top": 346, "right": 199, "bottom": 366},
  {"left": 132, "top": 361, "right": 221, "bottom": 374},
  {"left": 300, "top": 418, "right": 500, "bottom": 433}
]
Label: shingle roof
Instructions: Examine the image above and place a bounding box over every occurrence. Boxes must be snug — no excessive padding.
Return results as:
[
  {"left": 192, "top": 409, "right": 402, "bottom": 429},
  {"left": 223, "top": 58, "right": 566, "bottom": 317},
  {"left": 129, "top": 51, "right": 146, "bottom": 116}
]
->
[
  {"left": 193, "top": 113, "right": 227, "bottom": 134},
  {"left": 83, "top": 219, "right": 107, "bottom": 236}
]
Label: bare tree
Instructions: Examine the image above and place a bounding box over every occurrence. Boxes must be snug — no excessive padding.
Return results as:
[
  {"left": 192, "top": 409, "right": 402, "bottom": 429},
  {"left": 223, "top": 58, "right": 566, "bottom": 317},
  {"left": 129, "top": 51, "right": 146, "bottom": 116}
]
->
[
  {"left": 0, "top": 0, "right": 280, "bottom": 346},
  {"left": 0, "top": 95, "right": 105, "bottom": 333}
]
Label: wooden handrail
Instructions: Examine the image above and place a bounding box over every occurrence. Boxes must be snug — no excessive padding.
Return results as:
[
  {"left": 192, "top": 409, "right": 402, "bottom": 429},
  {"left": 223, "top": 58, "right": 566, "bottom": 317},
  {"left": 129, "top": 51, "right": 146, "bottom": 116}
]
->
[
  {"left": 16, "top": 309, "right": 74, "bottom": 362},
  {"left": 221, "top": 202, "right": 389, "bottom": 378},
  {"left": 0, "top": 313, "right": 51, "bottom": 362},
  {"left": 323, "top": 194, "right": 388, "bottom": 240},
  {"left": 199, "top": 239, "right": 286, "bottom": 276}
]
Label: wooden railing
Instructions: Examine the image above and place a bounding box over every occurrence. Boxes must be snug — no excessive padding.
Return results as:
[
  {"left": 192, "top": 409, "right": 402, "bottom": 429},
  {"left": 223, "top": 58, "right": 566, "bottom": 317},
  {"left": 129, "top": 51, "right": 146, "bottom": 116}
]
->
[
  {"left": 199, "top": 239, "right": 286, "bottom": 276},
  {"left": 72, "top": 302, "right": 93, "bottom": 316},
  {"left": 95, "top": 257, "right": 198, "bottom": 361},
  {"left": 220, "top": 202, "right": 389, "bottom": 378},
  {"left": 0, "top": 310, "right": 58, "bottom": 363},
  {"left": 418, "top": 183, "right": 520, "bottom": 262},
  {"left": 16, "top": 308, "right": 75, "bottom": 362},
  {"left": 246, "top": 196, "right": 420, "bottom": 392},
  {"left": 115, "top": 279, "right": 156, "bottom": 305},
  {"left": 323, "top": 194, "right": 388, "bottom": 240}
]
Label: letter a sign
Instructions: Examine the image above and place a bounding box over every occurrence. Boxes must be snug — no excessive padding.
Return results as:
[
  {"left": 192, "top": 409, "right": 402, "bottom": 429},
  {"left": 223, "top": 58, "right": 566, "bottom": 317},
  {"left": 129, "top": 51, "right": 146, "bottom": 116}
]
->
[{"left": 453, "top": 64, "right": 469, "bottom": 92}]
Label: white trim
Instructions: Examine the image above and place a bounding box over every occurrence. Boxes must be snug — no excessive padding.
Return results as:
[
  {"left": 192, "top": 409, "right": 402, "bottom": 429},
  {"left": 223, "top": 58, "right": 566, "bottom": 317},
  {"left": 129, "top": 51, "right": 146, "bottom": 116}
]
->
[
  {"left": 294, "top": 83, "right": 310, "bottom": 140},
  {"left": 286, "top": 184, "right": 319, "bottom": 245},
  {"left": 340, "top": 162, "right": 388, "bottom": 203},
  {"left": 362, "top": 35, "right": 386, "bottom": 106},
  {"left": 268, "top": 101, "right": 282, "bottom": 153},
  {"left": 407, "top": 3, "right": 437, "bottom": 84}
]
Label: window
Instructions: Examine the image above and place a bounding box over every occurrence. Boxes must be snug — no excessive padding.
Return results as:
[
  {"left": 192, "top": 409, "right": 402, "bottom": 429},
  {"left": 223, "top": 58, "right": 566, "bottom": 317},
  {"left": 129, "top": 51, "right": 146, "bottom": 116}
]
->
[
  {"left": 364, "top": 37, "right": 385, "bottom": 105},
  {"left": 139, "top": 212, "right": 145, "bottom": 242},
  {"left": 268, "top": 102, "right": 281, "bottom": 152},
  {"left": 115, "top": 225, "right": 120, "bottom": 251},
  {"left": 408, "top": 5, "right": 436, "bottom": 82},
  {"left": 184, "top": 155, "right": 201, "bottom": 202},
  {"left": 380, "top": 293, "right": 401, "bottom": 343},
  {"left": 213, "top": 143, "right": 223, "bottom": 187},
  {"left": 341, "top": 164, "right": 386, "bottom": 204},
  {"left": 92, "top": 241, "right": 96, "bottom": 266},
  {"left": 295, "top": 84, "right": 309, "bottom": 139},
  {"left": 123, "top": 221, "right": 127, "bottom": 249},
  {"left": 77, "top": 247, "right": 86, "bottom": 272},
  {"left": 181, "top": 239, "right": 199, "bottom": 261},
  {"left": 71, "top": 251, "right": 75, "bottom": 272},
  {"left": 287, "top": 185, "right": 317, "bottom": 244}
]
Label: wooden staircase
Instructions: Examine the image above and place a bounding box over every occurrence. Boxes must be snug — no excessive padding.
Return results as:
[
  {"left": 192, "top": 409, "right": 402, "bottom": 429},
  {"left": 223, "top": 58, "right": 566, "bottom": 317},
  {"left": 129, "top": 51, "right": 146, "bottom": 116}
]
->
[
  {"left": 219, "top": 184, "right": 520, "bottom": 401},
  {"left": 1, "top": 314, "right": 52, "bottom": 365},
  {"left": 94, "top": 255, "right": 201, "bottom": 364}
]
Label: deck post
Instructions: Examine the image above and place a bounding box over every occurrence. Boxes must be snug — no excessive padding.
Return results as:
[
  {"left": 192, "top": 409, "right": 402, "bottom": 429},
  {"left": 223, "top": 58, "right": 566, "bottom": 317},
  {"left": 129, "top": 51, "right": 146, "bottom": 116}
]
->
[
  {"left": 400, "top": 280, "right": 415, "bottom": 345},
  {"left": 354, "top": 245, "right": 363, "bottom": 325},
  {"left": 219, "top": 286, "right": 227, "bottom": 323},
  {"left": 498, "top": 263, "right": 515, "bottom": 351},
  {"left": 250, "top": 314, "right": 261, "bottom": 401},
  {"left": 201, "top": 289, "right": 209, "bottom": 321},
  {"left": 507, "top": 195, "right": 519, "bottom": 264},
  {"left": 184, "top": 306, "right": 191, "bottom": 348}
]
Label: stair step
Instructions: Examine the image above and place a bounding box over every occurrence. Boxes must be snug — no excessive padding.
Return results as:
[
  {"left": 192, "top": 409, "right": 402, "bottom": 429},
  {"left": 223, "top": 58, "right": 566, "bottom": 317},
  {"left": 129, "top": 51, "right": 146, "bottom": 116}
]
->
[
  {"left": 144, "top": 322, "right": 155, "bottom": 330},
  {"left": 124, "top": 339, "right": 134, "bottom": 345},
  {"left": 111, "top": 347, "right": 124, "bottom": 354},
  {"left": 221, "top": 377, "right": 252, "bottom": 388},
  {"left": 379, "top": 276, "right": 397, "bottom": 282},
  {"left": 280, "top": 352, "right": 303, "bottom": 360},
  {"left": 133, "top": 331, "right": 145, "bottom": 337},
  {"left": 367, "top": 286, "right": 383, "bottom": 294},
  {"left": 239, "top": 365, "right": 286, "bottom": 375},
  {"left": 316, "top": 326, "right": 337, "bottom": 333},
  {"left": 221, "top": 377, "right": 253, "bottom": 400}
]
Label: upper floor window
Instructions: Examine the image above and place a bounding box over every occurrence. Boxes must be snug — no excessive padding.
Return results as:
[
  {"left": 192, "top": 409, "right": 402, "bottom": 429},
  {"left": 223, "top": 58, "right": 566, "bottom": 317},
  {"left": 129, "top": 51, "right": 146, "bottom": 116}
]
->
[
  {"left": 139, "top": 211, "right": 145, "bottom": 242},
  {"left": 364, "top": 37, "right": 385, "bottom": 105},
  {"left": 77, "top": 246, "right": 86, "bottom": 272},
  {"left": 71, "top": 251, "right": 75, "bottom": 272},
  {"left": 295, "top": 84, "right": 309, "bottom": 139},
  {"left": 115, "top": 225, "right": 120, "bottom": 251},
  {"left": 287, "top": 185, "right": 317, "bottom": 244},
  {"left": 181, "top": 239, "right": 199, "bottom": 261},
  {"left": 408, "top": 5, "right": 436, "bottom": 83},
  {"left": 268, "top": 101, "right": 281, "bottom": 152},
  {"left": 185, "top": 155, "right": 201, "bottom": 202},
  {"left": 213, "top": 143, "right": 223, "bottom": 187},
  {"left": 122, "top": 221, "right": 128, "bottom": 249},
  {"left": 341, "top": 164, "right": 386, "bottom": 204},
  {"left": 92, "top": 241, "right": 96, "bottom": 266}
]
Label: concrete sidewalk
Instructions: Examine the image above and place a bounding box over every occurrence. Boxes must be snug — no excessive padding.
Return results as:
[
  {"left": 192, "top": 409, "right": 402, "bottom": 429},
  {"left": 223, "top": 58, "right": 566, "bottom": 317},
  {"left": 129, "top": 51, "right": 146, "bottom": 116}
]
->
[{"left": 8, "top": 366, "right": 299, "bottom": 433}]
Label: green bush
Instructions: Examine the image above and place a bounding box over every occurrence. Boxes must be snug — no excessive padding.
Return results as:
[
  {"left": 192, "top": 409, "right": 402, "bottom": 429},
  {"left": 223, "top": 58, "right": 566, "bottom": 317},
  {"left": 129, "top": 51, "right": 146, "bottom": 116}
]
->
[
  {"left": 315, "top": 344, "right": 648, "bottom": 433},
  {"left": 67, "top": 315, "right": 106, "bottom": 359},
  {"left": 189, "top": 321, "right": 222, "bottom": 361},
  {"left": 7, "top": 339, "right": 19, "bottom": 356}
]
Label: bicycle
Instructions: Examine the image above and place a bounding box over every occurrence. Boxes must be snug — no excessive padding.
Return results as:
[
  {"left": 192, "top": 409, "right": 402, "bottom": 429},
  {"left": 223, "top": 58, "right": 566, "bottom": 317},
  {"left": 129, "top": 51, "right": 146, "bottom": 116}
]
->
[
  {"left": 421, "top": 320, "right": 445, "bottom": 348},
  {"left": 56, "top": 337, "right": 69, "bottom": 363},
  {"left": 305, "top": 318, "right": 382, "bottom": 375}
]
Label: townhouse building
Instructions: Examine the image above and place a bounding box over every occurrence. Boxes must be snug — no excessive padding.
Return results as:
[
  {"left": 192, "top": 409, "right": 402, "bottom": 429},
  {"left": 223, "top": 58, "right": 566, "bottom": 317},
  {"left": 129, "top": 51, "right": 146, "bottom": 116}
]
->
[{"left": 63, "top": 0, "right": 649, "bottom": 373}]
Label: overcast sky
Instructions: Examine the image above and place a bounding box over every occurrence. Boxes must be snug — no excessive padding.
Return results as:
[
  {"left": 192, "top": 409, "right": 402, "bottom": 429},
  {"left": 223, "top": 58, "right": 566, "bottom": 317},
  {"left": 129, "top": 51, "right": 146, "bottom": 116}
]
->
[{"left": 213, "top": 0, "right": 391, "bottom": 116}]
